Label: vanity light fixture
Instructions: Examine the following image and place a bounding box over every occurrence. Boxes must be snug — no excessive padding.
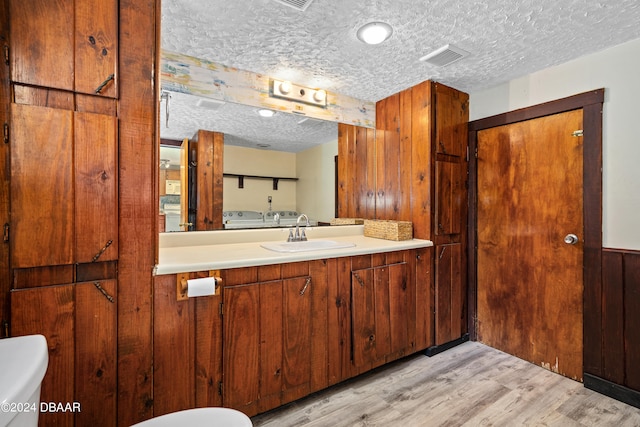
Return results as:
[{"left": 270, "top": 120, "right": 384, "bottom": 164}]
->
[
  {"left": 258, "top": 109, "right": 276, "bottom": 117},
  {"left": 356, "top": 21, "right": 393, "bottom": 45},
  {"left": 270, "top": 79, "right": 328, "bottom": 108}
]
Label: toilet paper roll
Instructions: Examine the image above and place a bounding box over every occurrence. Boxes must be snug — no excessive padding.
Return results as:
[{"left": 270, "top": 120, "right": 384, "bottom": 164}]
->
[{"left": 186, "top": 277, "right": 217, "bottom": 297}]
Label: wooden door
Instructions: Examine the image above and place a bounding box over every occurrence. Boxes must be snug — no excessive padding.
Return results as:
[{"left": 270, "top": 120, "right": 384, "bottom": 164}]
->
[{"left": 477, "top": 109, "right": 584, "bottom": 381}]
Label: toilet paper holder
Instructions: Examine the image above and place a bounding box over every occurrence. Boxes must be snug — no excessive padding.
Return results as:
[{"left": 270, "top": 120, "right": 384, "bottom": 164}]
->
[{"left": 177, "top": 271, "right": 222, "bottom": 301}]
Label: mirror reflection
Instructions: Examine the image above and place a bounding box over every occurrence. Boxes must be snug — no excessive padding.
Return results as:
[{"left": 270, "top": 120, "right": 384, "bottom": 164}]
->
[{"left": 159, "top": 91, "right": 339, "bottom": 232}]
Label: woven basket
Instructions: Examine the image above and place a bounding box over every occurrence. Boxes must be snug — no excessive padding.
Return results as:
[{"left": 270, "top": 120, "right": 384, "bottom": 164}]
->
[
  {"left": 364, "top": 220, "right": 413, "bottom": 241},
  {"left": 330, "top": 218, "right": 365, "bottom": 225}
]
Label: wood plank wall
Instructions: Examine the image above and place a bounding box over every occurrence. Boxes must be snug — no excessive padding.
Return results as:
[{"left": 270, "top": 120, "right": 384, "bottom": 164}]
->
[
  {"left": 596, "top": 248, "right": 640, "bottom": 391},
  {"left": 0, "top": 0, "right": 10, "bottom": 337},
  {"left": 116, "top": 0, "right": 159, "bottom": 424}
]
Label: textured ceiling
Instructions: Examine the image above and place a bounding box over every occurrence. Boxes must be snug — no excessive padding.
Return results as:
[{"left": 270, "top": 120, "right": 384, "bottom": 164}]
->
[{"left": 161, "top": 0, "right": 640, "bottom": 149}]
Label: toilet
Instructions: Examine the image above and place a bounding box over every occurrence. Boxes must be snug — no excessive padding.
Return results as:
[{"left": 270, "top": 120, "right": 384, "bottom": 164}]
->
[
  {"left": 0, "top": 334, "right": 49, "bottom": 427},
  {"left": 130, "top": 407, "right": 253, "bottom": 427}
]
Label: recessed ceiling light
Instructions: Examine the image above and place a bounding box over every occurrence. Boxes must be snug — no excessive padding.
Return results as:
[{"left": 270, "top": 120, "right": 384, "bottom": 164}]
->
[
  {"left": 258, "top": 109, "right": 276, "bottom": 117},
  {"left": 356, "top": 22, "right": 393, "bottom": 45}
]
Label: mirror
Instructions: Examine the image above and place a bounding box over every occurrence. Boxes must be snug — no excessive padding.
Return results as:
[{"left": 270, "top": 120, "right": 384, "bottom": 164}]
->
[{"left": 159, "top": 91, "right": 339, "bottom": 232}]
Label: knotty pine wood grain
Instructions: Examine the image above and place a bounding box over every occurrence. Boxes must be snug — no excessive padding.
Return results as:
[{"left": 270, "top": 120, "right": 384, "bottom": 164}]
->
[
  {"left": 252, "top": 342, "right": 640, "bottom": 427},
  {"left": 0, "top": 0, "right": 10, "bottom": 334},
  {"left": 75, "top": 111, "right": 118, "bottom": 263},
  {"left": 75, "top": 280, "right": 117, "bottom": 427},
  {"left": 11, "top": 285, "right": 75, "bottom": 427},
  {"left": 10, "top": 0, "right": 74, "bottom": 91},
  {"left": 10, "top": 104, "right": 74, "bottom": 268},
  {"left": 116, "top": 0, "right": 159, "bottom": 423}
]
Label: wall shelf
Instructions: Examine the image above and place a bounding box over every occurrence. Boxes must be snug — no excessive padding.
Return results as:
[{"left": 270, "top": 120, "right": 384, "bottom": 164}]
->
[{"left": 223, "top": 173, "right": 298, "bottom": 190}]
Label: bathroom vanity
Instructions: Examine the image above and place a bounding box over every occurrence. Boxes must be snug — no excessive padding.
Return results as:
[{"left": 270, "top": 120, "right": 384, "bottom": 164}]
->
[{"left": 154, "top": 225, "right": 433, "bottom": 416}]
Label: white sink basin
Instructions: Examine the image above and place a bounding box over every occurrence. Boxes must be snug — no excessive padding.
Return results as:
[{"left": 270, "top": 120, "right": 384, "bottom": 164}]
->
[{"left": 261, "top": 239, "right": 356, "bottom": 253}]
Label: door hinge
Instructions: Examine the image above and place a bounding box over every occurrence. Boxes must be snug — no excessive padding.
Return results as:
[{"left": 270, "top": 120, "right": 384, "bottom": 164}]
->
[
  {"left": 3, "top": 123, "right": 8, "bottom": 144},
  {"left": 3, "top": 45, "right": 8, "bottom": 66},
  {"left": 2, "top": 320, "right": 8, "bottom": 338},
  {"left": 572, "top": 130, "right": 584, "bottom": 137},
  {"left": 475, "top": 146, "right": 478, "bottom": 158},
  {"left": 3, "top": 223, "right": 8, "bottom": 242},
  {"left": 218, "top": 380, "right": 223, "bottom": 397}
]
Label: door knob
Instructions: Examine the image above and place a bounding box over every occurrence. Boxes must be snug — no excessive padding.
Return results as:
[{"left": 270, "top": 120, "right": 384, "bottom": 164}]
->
[{"left": 564, "top": 234, "right": 579, "bottom": 245}]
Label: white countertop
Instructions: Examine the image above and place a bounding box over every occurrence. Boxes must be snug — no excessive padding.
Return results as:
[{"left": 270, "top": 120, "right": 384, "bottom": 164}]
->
[{"left": 156, "top": 225, "right": 432, "bottom": 275}]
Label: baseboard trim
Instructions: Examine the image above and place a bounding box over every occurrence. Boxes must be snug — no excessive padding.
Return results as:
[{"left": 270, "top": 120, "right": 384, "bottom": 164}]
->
[
  {"left": 584, "top": 373, "right": 640, "bottom": 409},
  {"left": 424, "top": 333, "right": 470, "bottom": 357}
]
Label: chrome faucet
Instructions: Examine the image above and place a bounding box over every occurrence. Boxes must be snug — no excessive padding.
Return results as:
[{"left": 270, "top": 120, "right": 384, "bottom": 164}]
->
[
  {"left": 287, "top": 214, "right": 310, "bottom": 242},
  {"left": 273, "top": 212, "right": 280, "bottom": 225}
]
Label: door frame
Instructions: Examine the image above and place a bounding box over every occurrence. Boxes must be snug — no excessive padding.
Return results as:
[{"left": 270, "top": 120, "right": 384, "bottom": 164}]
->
[{"left": 467, "top": 89, "right": 605, "bottom": 376}]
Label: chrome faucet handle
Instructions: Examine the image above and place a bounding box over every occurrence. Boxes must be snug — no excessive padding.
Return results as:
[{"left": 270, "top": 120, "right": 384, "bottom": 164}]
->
[
  {"left": 300, "top": 228, "right": 307, "bottom": 241},
  {"left": 287, "top": 228, "right": 295, "bottom": 242}
]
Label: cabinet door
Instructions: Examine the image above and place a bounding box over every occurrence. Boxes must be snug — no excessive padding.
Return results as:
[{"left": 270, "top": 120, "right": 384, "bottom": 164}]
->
[
  {"left": 10, "top": 104, "right": 74, "bottom": 268},
  {"left": 11, "top": 281, "right": 117, "bottom": 427},
  {"left": 434, "top": 83, "right": 468, "bottom": 157},
  {"left": 435, "top": 243, "right": 464, "bottom": 345},
  {"left": 435, "top": 160, "right": 464, "bottom": 236},
  {"left": 223, "top": 284, "right": 260, "bottom": 414},
  {"left": 10, "top": 0, "right": 74, "bottom": 91},
  {"left": 351, "top": 267, "right": 391, "bottom": 368},
  {"left": 75, "top": 111, "right": 118, "bottom": 262},
  {"left": 10, "top": 0, "right": 117, "bottom": 97},
  {"left": 282, "top": 276, "right": 312, "bottom": 404}
]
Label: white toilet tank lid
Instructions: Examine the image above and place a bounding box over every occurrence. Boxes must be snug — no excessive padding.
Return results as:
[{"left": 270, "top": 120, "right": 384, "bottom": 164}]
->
[{"left": 0, "top": 335, "right": 48, "bottom": 406}]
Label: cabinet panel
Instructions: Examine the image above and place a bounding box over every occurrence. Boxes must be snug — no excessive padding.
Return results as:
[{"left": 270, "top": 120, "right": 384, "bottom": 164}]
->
[
  {"left": 435, "top": 243, "right": 464, "bottom": 345},
  {"left": 351, "top": 264, "right": 415, "bottom": 369},
  {"left": 10, "top": 0, "right": 118, "bottom": 97},
  {"left": 75, "top": 280, "right": 117, "bottom": 427},
  {"left": 259, "top": 280, "right": 283, "bottom": 412},
  {"left": 10, "top": 104, "right": 74, "bottom": 268},
  {"left": 11, "top": 282, "right": 117, "bottom": 427},
  {"left": 223, "top": 285, "right": 260, "bottom": 414},
  {"left": 11, "top": 285, "right": 75, "bottom": 427},
  {"left": 435, "top": 160, "right": 464, "bottom": 236},
  {"left": 435, "top": 84, "right": 468, "bottom": 157},
  {"left": 10, "top": 0, "right": 74, "bottom": 91},
  {"left": 75, "top": 112, "right": 118, "bottom": 262},
  {"left": 415, "top": 247, "right": 434, "bottom": 350},
  {"left": 282, "top": 276, "right": 312, "bottom": 403},
  {"left": 75, "top": 0, "right": 118, "bottom": 97}
]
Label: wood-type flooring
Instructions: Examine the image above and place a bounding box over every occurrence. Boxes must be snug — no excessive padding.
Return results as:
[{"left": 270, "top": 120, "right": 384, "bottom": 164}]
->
[{"left": 251, "top": 341, "right": 640, "bottom": 426}]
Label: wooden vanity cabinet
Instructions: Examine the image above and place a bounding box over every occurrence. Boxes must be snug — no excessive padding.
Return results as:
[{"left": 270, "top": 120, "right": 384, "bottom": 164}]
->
[
  {"left": 10, "top": 0, "right": 118, "bottom": 98},
  {"left": 351, "top": 258, "right": 411, "bottom": 370},
  {"left": 222, "top": 262, "right": 318, "bottom": 416}
]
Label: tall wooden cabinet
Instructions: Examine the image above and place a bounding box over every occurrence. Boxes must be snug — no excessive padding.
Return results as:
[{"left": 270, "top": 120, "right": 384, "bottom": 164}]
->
[
  {"left": 6, "top": 1, "right": 121, "bottom": 426},
  {"left": 339, "top": 80, "right": 469, "bottom": 350}
]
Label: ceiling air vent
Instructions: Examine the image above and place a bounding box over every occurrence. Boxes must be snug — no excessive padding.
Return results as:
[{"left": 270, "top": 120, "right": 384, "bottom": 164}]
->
[
  {"left": 196, "top": 98, "right": 225, "bottom": 110},
  {"left": 272, "top": 0, "right": 315, "bottom": 11},
  {"left": 419, "top": 44, "right": 470, "bottom": 67}
]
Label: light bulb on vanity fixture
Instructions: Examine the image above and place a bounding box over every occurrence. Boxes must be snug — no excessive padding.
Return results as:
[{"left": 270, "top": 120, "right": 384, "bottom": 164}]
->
[
  {"left": 356, "top": 21, "right": 393, "bottom": 45},
  {"left": 270, "top": 79, "right": 328, "bottom": 108}
]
